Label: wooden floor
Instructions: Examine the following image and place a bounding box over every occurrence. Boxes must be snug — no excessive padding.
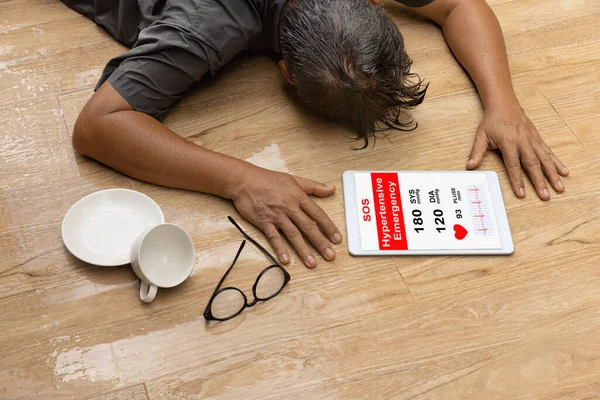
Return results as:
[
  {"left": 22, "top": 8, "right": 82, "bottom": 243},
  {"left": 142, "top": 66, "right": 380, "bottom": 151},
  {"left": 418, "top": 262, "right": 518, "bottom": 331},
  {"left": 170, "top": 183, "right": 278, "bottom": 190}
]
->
[{"left": 1, "top": 0, "right": 599, "bottom": 398}]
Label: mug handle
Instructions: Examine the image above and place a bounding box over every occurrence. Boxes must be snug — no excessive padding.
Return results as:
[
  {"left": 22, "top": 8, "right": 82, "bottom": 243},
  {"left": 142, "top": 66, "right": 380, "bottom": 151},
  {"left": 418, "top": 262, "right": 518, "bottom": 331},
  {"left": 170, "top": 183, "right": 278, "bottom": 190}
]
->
[{"left": 140, "top": 281, "right": 158, "bottom": 303}]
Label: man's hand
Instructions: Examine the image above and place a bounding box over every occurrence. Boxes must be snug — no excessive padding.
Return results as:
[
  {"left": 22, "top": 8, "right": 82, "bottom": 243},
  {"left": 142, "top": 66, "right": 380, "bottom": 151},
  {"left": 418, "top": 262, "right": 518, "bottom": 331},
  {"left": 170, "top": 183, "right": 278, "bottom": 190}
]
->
[
  {"left": 467, "top": 103, "right": 569, "bottom": 200},
  {"left": 232, "top": 167, "right": 342, "bottom": 268}
]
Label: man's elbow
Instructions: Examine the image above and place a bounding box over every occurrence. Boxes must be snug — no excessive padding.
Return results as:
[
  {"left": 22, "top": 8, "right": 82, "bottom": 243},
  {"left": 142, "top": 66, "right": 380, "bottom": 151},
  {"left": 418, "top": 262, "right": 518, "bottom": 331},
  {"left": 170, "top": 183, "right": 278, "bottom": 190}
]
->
[
  {"left": 429, "top": 0, "right": 463, "bottom": 27},
  {"left": 72, "top": 110, "right": 96, "bottom": 156},
  {"left": 72, "top": 101, "right": 115, "bottom": 157},
  {"left": 72, "top": 82, "right": 131, "bottom": 156}
]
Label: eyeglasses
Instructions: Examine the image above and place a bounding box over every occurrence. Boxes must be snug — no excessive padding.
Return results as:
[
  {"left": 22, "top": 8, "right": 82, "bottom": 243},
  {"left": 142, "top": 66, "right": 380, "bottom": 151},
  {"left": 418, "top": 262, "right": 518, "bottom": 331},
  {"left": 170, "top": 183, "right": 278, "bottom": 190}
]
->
[{"left": 203, "top": 216, "right": 291, "bottom": 322}]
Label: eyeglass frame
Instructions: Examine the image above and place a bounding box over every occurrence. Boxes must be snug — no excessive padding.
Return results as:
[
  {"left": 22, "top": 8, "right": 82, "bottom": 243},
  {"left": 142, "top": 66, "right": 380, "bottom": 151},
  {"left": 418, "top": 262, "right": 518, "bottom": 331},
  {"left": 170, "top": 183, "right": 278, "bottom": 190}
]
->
[{"left": 203, "top": 216, "right": 291, "bottom": 322}]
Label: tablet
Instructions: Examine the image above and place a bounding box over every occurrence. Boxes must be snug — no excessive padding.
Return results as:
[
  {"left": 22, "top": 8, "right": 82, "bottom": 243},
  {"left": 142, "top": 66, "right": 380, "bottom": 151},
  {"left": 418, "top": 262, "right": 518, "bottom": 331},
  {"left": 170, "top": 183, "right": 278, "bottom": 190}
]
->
[{"left": 342, "top": 171, "right": 514, "bottom": 256}]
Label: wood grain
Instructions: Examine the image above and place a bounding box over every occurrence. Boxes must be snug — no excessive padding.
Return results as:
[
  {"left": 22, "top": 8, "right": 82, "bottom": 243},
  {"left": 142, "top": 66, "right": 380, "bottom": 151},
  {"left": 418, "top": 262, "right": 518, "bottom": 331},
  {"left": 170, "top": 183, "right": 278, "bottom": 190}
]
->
[
  {"left": 0, "top": 18, "right": 125, "bottom": 107},
  {"left": 0, "top": 0, "right": 80, "bottom": 34},
  {"left": 85, "top": 385, "right": 148, "bottom": 400},
  {"left": 0, "top": 0, "right": 599, "bottom": 398},
  {"left": 530, "top": 61, "right": 600, "bottom": 146},
  {"left": 0, "top": 97, "right": 79, "bottom": 188}
]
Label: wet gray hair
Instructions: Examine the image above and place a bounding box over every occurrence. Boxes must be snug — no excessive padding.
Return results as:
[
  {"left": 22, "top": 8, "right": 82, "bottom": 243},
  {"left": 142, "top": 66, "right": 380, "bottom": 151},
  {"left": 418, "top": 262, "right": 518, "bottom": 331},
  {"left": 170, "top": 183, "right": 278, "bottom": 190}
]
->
[{"left": 279, "top": 0, "right": 427, "bottom": 147}]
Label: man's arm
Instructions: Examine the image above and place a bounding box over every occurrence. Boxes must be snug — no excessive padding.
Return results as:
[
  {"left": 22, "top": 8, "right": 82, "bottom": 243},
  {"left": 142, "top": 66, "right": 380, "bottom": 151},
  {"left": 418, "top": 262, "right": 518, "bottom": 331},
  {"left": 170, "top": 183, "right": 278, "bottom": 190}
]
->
[
  {"left": 405, "top": 0, "right": 569, "bottom": 200},
  {"left": 73, "top": 82, "right": 342, "bottom": 267}
]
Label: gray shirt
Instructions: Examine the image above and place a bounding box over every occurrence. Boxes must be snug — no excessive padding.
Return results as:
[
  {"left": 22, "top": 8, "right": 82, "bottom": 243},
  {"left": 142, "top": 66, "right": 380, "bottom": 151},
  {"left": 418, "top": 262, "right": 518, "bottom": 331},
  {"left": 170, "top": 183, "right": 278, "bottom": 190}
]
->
[{"left": 62, "top": 0, "right": 434, "bottom": 119}]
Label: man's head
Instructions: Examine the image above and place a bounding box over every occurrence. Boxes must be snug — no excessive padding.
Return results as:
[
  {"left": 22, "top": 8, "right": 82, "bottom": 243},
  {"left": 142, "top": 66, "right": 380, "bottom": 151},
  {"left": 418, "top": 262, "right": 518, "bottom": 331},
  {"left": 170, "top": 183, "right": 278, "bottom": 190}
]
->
[{"left": 279, "top": 0, "right": 427, "bottom": 147}]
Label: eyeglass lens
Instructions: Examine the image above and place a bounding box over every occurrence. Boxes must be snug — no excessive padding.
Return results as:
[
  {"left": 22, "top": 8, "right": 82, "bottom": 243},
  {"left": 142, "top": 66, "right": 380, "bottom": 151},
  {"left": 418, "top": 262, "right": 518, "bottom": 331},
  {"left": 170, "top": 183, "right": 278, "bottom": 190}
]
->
[
  {"left": 210, "top": 288, "right": 246, "bottom": 320},
  {"left": 254, "top": 266, "right": 286, "bottom": 300}
]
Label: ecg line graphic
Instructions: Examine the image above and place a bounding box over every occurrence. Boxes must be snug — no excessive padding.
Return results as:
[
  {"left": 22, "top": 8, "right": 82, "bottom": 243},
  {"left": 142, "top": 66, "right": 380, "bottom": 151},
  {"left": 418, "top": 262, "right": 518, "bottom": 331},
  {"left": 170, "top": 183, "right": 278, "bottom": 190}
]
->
[{"left": 466, "top": 185, "right": 495, "bottom": 236}]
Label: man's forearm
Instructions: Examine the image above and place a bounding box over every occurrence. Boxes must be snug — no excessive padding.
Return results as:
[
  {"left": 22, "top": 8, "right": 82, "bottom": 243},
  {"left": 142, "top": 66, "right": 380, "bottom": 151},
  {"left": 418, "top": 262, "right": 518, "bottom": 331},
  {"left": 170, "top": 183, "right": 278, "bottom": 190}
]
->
[
  {"left": 73, "top": 109, "right": 250, "bottom": 199},
  {"left": 440, "top": 0, "right": 517, "bottom": 108}
]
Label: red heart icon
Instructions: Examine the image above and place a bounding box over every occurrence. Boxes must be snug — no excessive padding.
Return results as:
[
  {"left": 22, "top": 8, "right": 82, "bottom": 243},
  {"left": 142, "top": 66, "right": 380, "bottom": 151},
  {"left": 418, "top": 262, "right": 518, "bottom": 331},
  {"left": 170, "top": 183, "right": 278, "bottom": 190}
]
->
[{"left": 453, "top": 224, "right": 468, "bottom": 240}]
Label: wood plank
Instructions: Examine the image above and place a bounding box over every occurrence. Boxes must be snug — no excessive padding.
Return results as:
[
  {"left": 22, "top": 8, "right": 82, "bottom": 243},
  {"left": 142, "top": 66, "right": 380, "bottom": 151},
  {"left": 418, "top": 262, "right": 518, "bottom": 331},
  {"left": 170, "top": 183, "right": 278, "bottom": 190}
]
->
[
  {"left": 0, "top": 18, "right": 126, "bottom": 107},
  {"left": 0, "top": 97, "right": 79, "bottom": 188},
  {"left": 0, "top": 0, "right": 80, "bottom": 34},
  {"left": 412, "top": 329, "right": 600, "bottom": 399},
  {"left": 497, "top": 0, "right": 600, "bottom": 74},
  {"left": 530, "top": 61, "right": 600, "bottom": 146}
]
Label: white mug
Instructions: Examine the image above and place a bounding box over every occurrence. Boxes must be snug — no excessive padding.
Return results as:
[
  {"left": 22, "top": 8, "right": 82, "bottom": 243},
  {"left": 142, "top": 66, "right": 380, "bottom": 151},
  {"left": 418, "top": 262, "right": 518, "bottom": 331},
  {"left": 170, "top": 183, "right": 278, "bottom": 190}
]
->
[{"left": 130, "top": 223, "right": 195, "bottom": 303}]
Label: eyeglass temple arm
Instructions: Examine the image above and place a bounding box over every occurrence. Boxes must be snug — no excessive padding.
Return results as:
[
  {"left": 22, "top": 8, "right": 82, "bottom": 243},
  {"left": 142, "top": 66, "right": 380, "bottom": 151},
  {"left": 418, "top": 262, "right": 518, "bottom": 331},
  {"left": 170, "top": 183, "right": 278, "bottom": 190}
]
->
[
  {"left": 227, "top": 216, "right": 283, "bottom": 269},
  {"left": 208, "top": 240, "right": 246, "bottom": 299}
]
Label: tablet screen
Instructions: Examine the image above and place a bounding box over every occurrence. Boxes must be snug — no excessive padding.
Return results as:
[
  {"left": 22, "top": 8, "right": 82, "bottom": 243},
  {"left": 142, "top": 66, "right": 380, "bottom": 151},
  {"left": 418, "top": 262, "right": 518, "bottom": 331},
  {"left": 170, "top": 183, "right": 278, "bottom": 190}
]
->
[{"left": 350, "top": 172, "right": 504, "bottom": 252}]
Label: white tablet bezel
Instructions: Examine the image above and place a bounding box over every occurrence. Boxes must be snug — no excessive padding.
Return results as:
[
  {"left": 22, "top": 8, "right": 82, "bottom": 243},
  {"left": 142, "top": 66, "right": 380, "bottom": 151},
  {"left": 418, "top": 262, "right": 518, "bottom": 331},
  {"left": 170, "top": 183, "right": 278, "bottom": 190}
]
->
[{"left": 342, "top": 171, "right": 514, "bottom": 256}]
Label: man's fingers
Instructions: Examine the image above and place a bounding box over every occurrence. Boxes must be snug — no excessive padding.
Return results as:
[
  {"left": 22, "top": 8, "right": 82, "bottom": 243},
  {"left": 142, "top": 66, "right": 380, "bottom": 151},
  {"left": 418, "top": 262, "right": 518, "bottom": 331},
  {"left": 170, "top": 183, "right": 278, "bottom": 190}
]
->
[
  {"left": 277, "top": 217, "right": 317, "bottom": 268},
  {"left": 300, "top": 198, "right": 342, "bottom": 244},
  {"left": 500, "top": 144, "right": 526, "bottom": 198},
  {"left": 553, "top": 155, "right": 569, "bottom": 177},
  {"left": 289, "top": 209, "right": 336, "bottom": 262},
  {"left": 543, "top": 145, "right": 569, "bottom": 177},
  {"left": 467, "top": 128, "right": 488, "bottom": 169},
  {"left": 520, "top": 147, "right": 550, "bottom": 200},
  {"left": 535, "top": 146, "right": 564, "bottom": 193},
  {"left": 293, "top": 176, "right": 336, "bottom": 197},
  {"left": 529, "top": 122, "right": 570, "bottom": 177},
  {"left": 262, "top": 223, "right": 290, "bottom": 265}
]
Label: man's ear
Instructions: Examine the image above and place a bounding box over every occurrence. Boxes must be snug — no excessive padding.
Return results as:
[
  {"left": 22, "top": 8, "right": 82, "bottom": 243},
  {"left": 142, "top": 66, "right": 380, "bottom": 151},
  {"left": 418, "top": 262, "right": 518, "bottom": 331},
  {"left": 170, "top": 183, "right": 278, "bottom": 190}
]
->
[{"left": 279, "top": 60, "right": 295, "bottom": 85}]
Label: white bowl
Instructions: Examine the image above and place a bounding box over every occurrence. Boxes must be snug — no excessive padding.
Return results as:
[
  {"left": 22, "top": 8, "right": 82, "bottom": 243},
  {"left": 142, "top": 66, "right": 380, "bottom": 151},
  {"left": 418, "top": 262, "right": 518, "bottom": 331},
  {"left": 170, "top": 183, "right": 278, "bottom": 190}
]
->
[{"left": 61, "top": 189, "right": 165, "bottom": 266}]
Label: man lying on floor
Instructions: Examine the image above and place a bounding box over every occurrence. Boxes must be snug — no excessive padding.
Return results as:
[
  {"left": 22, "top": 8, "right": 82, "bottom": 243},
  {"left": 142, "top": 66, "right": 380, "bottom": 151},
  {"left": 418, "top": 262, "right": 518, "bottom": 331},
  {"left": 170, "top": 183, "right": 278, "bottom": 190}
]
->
[{"left": 64, "top": 0, "right": 569, "bottom": 268}]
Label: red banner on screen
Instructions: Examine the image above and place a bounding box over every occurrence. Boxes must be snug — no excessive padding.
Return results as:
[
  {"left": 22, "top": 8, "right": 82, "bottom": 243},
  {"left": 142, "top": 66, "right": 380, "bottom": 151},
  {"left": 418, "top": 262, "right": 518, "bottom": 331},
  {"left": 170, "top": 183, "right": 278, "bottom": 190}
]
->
[{"left": 370, "top": 173, "right": 408, "bottom": 250}]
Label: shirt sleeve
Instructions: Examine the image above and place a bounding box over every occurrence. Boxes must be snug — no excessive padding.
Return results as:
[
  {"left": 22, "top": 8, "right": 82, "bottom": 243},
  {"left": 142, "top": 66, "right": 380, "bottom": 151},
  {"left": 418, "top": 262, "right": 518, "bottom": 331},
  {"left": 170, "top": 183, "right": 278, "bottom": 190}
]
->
[
  {"left": 96, "top": 22, "right": 215, "bottom": 120},
  {"left": 395, "top": 0, "right": 436, "bottom": 7}
]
